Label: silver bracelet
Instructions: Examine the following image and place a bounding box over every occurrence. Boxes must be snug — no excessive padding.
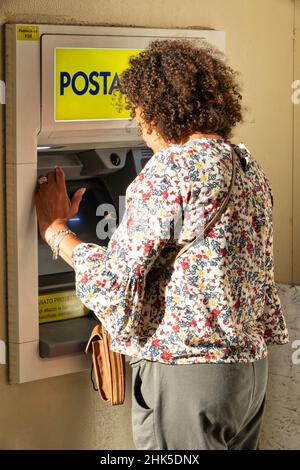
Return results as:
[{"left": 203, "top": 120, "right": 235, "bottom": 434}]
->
[{"left": 47, "top": 229, "right": 76, "bottom": 260}]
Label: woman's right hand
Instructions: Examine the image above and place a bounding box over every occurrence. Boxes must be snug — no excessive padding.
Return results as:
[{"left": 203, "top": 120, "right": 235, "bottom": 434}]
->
[{"left": 35, "top": 166, "right": 86, "bottom": 241}]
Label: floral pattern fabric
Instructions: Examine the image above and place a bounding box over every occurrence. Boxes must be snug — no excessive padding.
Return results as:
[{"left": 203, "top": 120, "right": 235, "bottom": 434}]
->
[{"left": 72, "top": 137, "right": 289, "bottom": 364}]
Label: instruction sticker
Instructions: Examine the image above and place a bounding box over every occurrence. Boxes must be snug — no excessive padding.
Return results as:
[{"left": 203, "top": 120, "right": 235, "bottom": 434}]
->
[
  {"left": 39, "top": 290, "right": 89, "bottom": 324},
  {"left": 55, "top": 47, "right": 142, "bottom": 121},
  {"left": 17, "top": 25, "right": 39, "bottom": 41}
]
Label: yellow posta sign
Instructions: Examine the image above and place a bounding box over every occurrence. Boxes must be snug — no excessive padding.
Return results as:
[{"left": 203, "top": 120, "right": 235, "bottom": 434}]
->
[{"left": 55, "top": 48, "right": 142, "bottom": 121}]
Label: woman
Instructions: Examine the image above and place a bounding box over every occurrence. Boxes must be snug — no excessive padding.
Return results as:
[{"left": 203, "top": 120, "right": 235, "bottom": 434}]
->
[{"left": 35, "top": 39, "right": 289, "bottom": 450}]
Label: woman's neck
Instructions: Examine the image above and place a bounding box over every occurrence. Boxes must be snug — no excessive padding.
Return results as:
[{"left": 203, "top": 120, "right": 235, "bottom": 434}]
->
[
  {"left": 149, "top": 131, "right": 224, "bottom": 153},
  {"left": 181, "top": 132, "right": 223, "bottom": 144}
]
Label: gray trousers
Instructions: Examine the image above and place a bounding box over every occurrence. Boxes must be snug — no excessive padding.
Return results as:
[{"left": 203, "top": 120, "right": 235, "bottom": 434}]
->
[{"left": 130, "top": 357, "right": 268, "bottom": 450}]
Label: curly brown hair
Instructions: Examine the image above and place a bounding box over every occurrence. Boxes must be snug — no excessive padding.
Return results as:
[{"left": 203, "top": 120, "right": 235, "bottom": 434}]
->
[{"left": 119, "top": 38, "right": 243, "bottom": 142}]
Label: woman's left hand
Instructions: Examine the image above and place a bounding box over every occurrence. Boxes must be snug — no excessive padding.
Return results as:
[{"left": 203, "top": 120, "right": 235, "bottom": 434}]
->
[{"left": 35, "top": 166, "right": 86, "bottom": 241}]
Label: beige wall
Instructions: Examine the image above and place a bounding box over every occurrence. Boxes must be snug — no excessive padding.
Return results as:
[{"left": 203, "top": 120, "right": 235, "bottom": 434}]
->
[
  {"left": 0, "top": 0, "right": 297, "bottom": 450},
  {"left": 294, "top": 0, "right": 300, "bottom": 283}
]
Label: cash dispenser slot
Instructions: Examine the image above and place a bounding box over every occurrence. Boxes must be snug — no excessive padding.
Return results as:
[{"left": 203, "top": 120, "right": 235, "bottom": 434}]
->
[
  {"left": 37, "top": 146, "right": 153, "bottom": 358},
  {"left": 39, "top": 317, "right": 99, "bottom": 358}
]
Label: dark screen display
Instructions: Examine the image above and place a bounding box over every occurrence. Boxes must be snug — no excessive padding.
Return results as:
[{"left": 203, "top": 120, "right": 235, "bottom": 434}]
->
[{"left": 38, "top": 185, "right": 113, "bottom": 285}]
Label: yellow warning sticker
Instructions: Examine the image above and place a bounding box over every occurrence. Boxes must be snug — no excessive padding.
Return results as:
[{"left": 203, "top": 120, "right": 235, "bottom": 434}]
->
[
  {"left": 39, "top": 290, "right": 89, "bottom": 324},
  {"left": 17, "top": 25, "right": 39, "bottom": 41}
]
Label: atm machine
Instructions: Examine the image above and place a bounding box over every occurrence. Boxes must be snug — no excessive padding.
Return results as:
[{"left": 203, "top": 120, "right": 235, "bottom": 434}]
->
[{"left": 5, "top": 24, "right": 225, "bottom": 383}]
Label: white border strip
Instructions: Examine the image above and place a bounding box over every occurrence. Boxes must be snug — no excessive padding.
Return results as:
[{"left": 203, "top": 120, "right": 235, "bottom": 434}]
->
[{"left": 0, "top": 80, "right": 5, "bottom": 104}]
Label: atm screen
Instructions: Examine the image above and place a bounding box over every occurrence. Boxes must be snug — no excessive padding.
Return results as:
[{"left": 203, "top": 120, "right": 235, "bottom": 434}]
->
[{"left": 38, "top": 181, "right": 114, "bottom": 292}]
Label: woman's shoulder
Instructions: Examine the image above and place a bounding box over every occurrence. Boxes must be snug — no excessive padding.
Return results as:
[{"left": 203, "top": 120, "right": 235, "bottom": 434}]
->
[
  {"left": 135, "top": 138, "right": 270, "bottom": 192},
  {"left": 233, "top": 143, "right": 271, "bottom": 182},
  {"left": 140, "top": 144, "right": 187, "bottom": 180},
  {"left": 140, "top": 138, "right": 236, "bottom": 190},
  {"left": 149, "top": 138, "right": 229, "bottom": 171}
]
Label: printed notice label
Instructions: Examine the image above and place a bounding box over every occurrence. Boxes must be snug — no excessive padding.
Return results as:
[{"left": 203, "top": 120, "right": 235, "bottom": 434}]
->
[
  {"left": 39, "top": 289, "right": 89, "bottom": 323},
  {"left": 17, "top": 25, "right": 39, "bottom": 41}
]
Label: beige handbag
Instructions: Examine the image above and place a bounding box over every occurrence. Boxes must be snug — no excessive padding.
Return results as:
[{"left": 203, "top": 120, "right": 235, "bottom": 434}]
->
[{"left": 85, "top": 324, "right": 125, "bottom": 406}]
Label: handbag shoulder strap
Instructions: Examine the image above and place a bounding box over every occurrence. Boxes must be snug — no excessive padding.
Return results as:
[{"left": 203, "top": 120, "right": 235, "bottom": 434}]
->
[
  {"left": 174, "top": 145, "right": 237, "bottom": 261},
  {"left": 152, "top": 145, "right": 237, "bottom": 278}
]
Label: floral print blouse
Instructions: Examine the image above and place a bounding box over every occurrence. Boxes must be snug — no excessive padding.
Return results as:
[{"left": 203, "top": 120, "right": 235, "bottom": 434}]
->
[{"left": 72, "top": 137, "right": 289, "bottom": 364}]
